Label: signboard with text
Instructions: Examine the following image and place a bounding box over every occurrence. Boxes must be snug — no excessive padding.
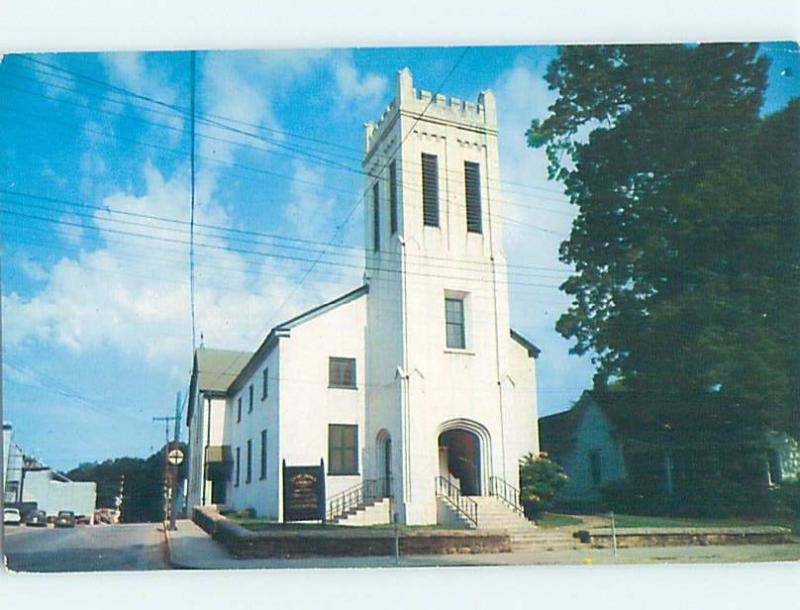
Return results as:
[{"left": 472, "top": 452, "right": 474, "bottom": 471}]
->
[{"left": 282, "top": 459, "right": 325, "bottom": 522}]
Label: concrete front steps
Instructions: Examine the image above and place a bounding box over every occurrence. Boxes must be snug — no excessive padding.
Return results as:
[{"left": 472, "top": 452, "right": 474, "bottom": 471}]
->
[
  {"left": 472, "top": 496, "right": 581, "bottom": 552},
  {"left": 330, "top": 498, "right": 391, "bottom": 526}
]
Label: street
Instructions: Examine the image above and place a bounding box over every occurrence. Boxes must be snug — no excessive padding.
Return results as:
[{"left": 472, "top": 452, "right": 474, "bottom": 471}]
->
[{"left": 2, "top": 523, "right": 171, "bottom": 573}]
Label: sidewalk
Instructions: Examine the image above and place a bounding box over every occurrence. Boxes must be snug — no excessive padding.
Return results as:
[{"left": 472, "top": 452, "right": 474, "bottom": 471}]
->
[{"left": 165, "top": 520, "right": 800, "bottom": 570}]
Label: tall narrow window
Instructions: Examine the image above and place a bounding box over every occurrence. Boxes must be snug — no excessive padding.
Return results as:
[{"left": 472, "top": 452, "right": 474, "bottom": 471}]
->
[
  {"left": 373, "top": 182, "right": 380, "bottom": 251},
  {"left": 389, "top": 160, "right": 398, "bottom": 234},
  {"left": 246, "top": 439, "right": 252, "bottom": 484},
  {"left": 328, "top": 424, "right": 359, "bottom": 475},
  {"left": 329, "top": 357, "right": 356, "bottom": 389},
  {"left": 260, "top": 430, "right": 267, "bottom": 480},
  {"left": 248, "top": 384, "right": 254, "bottom": 412},
  {"left": 421, "top": 153, "right": 439, "bottom": 227},
  {"left": 262, "top": 368, "right": 269, "bottom": 400},
  {"left": 235, "top": 446, "right": 241, "bottom": 487},
  {"left": 445, "top": 297, "right": 466, "bottom": 349},
  {"left": 589, "top": 451, "right": 603, "bottom": 486},
  {"left": 464, "top": 161, "right": 482, "bottom": 233},
  {"left": 237, "top": 397, "right": 242, "bottom": 423}
]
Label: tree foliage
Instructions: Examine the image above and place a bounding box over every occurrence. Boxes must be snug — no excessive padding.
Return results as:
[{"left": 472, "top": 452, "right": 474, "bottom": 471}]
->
[
  {"left": 518, "top": 452, "right": 568, "bottom": 516},
  {"left": 528, "top": 44, "right": 799, "bottom": 452},
  {"left": 67, "top": 443, "right": 187, "bottom": 523}
]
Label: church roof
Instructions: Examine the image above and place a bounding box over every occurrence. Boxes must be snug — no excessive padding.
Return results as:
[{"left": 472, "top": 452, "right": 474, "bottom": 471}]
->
[
  {"left": 538, "top": 392, "right": 597, "bottom": 458},
  {"left": 186, "top": 348, "right": 253, "bottom": 424},
  {"left": 510, "top": 329, "right": 541, "bottom": 358},
  {"left": 227, "top": 284, "right": 368, "bottom": 395}
]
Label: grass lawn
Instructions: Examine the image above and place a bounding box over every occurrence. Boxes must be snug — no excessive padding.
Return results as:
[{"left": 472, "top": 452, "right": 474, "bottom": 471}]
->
[
  {"left": 535, "top": 514, "right": 584, "bottom": 528},
  {"left": 228, "top": 517, "right": 444, "bottom": 533},
  {"left": 610, "top": 514, "right": 800, "bottom": 532}
]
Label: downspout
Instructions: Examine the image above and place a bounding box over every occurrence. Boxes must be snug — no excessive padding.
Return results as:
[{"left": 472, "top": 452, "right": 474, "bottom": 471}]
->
[
  {"left": 202, "top": 393, "right": 211, "bottom": 505},
  {"left": 483, "top": 130, "right": 507, "bottom": 482}
]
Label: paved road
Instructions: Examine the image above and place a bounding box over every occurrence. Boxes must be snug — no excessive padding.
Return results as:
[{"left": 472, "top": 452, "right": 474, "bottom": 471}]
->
[{"left": 3, "top": 523, "right": 171, "bottom": 572}]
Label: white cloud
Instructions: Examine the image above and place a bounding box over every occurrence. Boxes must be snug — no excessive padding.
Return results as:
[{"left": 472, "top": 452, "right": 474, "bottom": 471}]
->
[
  {"left": 333, "top": 60, "right": 388, "bottom": 107},
  {"left": 4, "top": 161, "right": 358, "bottom": 381}
]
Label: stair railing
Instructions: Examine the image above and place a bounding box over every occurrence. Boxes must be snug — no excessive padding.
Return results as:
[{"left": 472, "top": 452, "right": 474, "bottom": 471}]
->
[
  {"left": 435, "top": 476, "right": 478, "bottom": 527},
  {"left": 488, "top": 476, "right": 525, "bottom": 517},
  {"left": 326, "top": 477, "right": 391, "bottom": 522}
]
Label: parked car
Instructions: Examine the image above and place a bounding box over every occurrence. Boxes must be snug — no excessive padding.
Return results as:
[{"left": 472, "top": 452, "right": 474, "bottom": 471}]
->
[
  {"left": 25, "top": 510, "right": 48, "bottom": 527},
  {"left": 3, "top": 508, "right": 22, "bottom": 525},
  {"left": 54, "top": 510, "right": 76, "bottom": 528}
]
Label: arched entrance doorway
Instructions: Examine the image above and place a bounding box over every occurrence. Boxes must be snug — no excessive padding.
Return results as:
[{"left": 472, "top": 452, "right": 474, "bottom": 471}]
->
[
  {"left": 438, "top": 429, "right": 482, "bottom": 496},
  {"left": 376, "top": 430, "right": 392, "bottom": 497}
]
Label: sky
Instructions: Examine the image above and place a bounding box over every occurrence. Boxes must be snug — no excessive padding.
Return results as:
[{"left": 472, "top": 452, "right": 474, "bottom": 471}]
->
[{"left": 1, "top": 43, "right": 797, "bottom": 471}]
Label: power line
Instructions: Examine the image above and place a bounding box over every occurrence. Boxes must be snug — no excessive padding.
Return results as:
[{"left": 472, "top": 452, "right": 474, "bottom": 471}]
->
[
  {"left": 6, "top": 55, "right": 573, "bottom": 201},
  {"left": 0, "top": 187, "right": 572, "bottom": 274}
]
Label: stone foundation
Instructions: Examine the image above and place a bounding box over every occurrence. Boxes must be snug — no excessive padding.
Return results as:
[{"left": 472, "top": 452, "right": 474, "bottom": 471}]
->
[{"left": 193, "top": 506, "right": 510, "bottom": 558}]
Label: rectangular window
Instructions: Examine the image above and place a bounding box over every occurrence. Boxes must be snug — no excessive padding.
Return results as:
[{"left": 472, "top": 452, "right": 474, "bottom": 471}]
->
[
  {"left": 389, "top": 160, "right": 398, "bottom": 234},
  {"left": 248, "top": 384, "right": 254, "bottom": 412},
  {"left": 237, "top": 397, "right": 242, "bottom": 423},
  {"left": 589, "top": 451, "right": 603, "bottom": 486},
  {"left": 464, "top": 161, "right": 482, "bottom": 233},
  {"left": 445, "top": 297, "right": 466, "bottom": 349},
  {"left": 421, "top": 153, "right": 439, "bottom": 227},
  {"left": 329, "top": 357, "right": 356, "bottom": 389},
  {"left": 328, "top": 424, "right": 358, "bottom": 475},
  {"left": 373, "top": 181, "right": 380, "bottom": 251},
  {"left": 262, "top": 368, "right": 269, "bottom": 400},
  {"left": 260, "top": 430, "right": 267, "bottom": 480},
  {"left": 246, "top": 439, "right": 252, "bottom": 484},
  {"left": 235, "top": 446, "right": 240, "bottom": 487}
]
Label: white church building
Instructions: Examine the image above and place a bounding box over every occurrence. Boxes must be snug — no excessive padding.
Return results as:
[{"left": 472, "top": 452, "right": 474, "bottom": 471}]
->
[{"left": 186, "top": 68, "right": 541, "bottom": 527}]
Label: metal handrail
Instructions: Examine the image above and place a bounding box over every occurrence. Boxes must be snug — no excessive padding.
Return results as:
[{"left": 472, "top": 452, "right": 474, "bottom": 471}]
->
[
  {"left": 326, "top": 477, "right": 391, "bottom": 522},
  {"left": 489, "top": 476, "right": 525, "bottom": 517},
  {"left": 435, "top": 476, "right": 478, "bottom": 527}
]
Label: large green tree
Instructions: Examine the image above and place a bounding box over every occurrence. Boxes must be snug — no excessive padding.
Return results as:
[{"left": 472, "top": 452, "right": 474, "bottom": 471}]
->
[{"left": 528, "top": 44, "right": 799, "bottom": 499}]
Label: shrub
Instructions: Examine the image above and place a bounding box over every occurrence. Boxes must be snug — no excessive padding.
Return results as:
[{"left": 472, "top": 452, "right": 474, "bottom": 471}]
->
[
  {"left": 770, "top": 480, "right": 800, "bottom": 517},
  {"left": 518, "top": 452, "right": 568, "bottom": 518}
]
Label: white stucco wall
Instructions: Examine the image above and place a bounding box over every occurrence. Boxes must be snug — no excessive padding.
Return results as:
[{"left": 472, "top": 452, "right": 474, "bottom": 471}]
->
[
  {"left": 278, "top": 293, "right": 367, "bottom": 513},
  {"left": 224, "top": 347, "right": 281, "bottom": 519}
]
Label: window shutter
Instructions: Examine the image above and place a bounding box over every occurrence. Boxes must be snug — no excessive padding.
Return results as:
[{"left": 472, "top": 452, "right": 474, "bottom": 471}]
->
[
  {"left": 421, "top": 153, "right": 439, "bottom": 227},
  {"left": 464, "top": 161, "right": 482, "bottom": 233}
]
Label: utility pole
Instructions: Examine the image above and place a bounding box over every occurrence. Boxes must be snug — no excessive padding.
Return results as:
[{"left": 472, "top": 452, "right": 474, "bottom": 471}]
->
[
  {"left": 153, "top": 415, "right": 177, "bottom": 529},
  {"left": 169, "top": 391, "right": 182, "bottom": 531}
]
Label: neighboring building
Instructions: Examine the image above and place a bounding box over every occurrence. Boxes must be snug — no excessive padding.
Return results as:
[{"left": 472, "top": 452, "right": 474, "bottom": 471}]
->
[
  {"left": 185, "top": 348, "right": 253, "bottom": 510},
  {"left": 21, "top": 467, "right": 96, "bottom": 521},
  {"left": 540, "top": 392, "right": 800, "bottom": 507},
  {"left": 3, "top": 423, "right": 24, "bottom": 504},
  {"left": 766, "top": 432, "right": 800, "bottom": 486},
  {"left": 186, "top": 68, "right": 541, "bottom": 526},
  {"left": 3, "top": 422, "right": 96, "bottom": 519},
  {"left": 538, "top": 392, "right": 627, "bottom": 504}
]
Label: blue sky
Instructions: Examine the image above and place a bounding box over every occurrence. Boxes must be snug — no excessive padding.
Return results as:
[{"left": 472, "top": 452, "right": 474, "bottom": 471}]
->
[{"left": 1, "top": 43, "right": 797, "bottom": 471}]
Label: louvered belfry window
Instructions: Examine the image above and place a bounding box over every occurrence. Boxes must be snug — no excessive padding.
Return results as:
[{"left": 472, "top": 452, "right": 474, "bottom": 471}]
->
[
  {"left": 389, "top": 160, "right": 398, "bottom": 234},
  {"left": 464, "top": 161, "right": 482, "bottom": 233},
  {"left": 421, "top": 153, "right": 439, "bottom": 227},
  {"left": 373, "top": 182, "right": 380, "bottom": 251}
]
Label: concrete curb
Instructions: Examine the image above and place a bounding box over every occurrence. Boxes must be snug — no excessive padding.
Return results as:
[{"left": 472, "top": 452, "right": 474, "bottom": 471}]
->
[{"left": 162, "top": 525, "right": 194, "bottom": 570}]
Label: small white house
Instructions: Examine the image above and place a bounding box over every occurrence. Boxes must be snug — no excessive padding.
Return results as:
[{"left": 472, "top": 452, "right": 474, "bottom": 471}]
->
[
  {"left": 539, "top": 392, "right": 628, "bottom": 504},
  {"left": 186, "top": 68, "right": 541, "bottom": 526}
]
